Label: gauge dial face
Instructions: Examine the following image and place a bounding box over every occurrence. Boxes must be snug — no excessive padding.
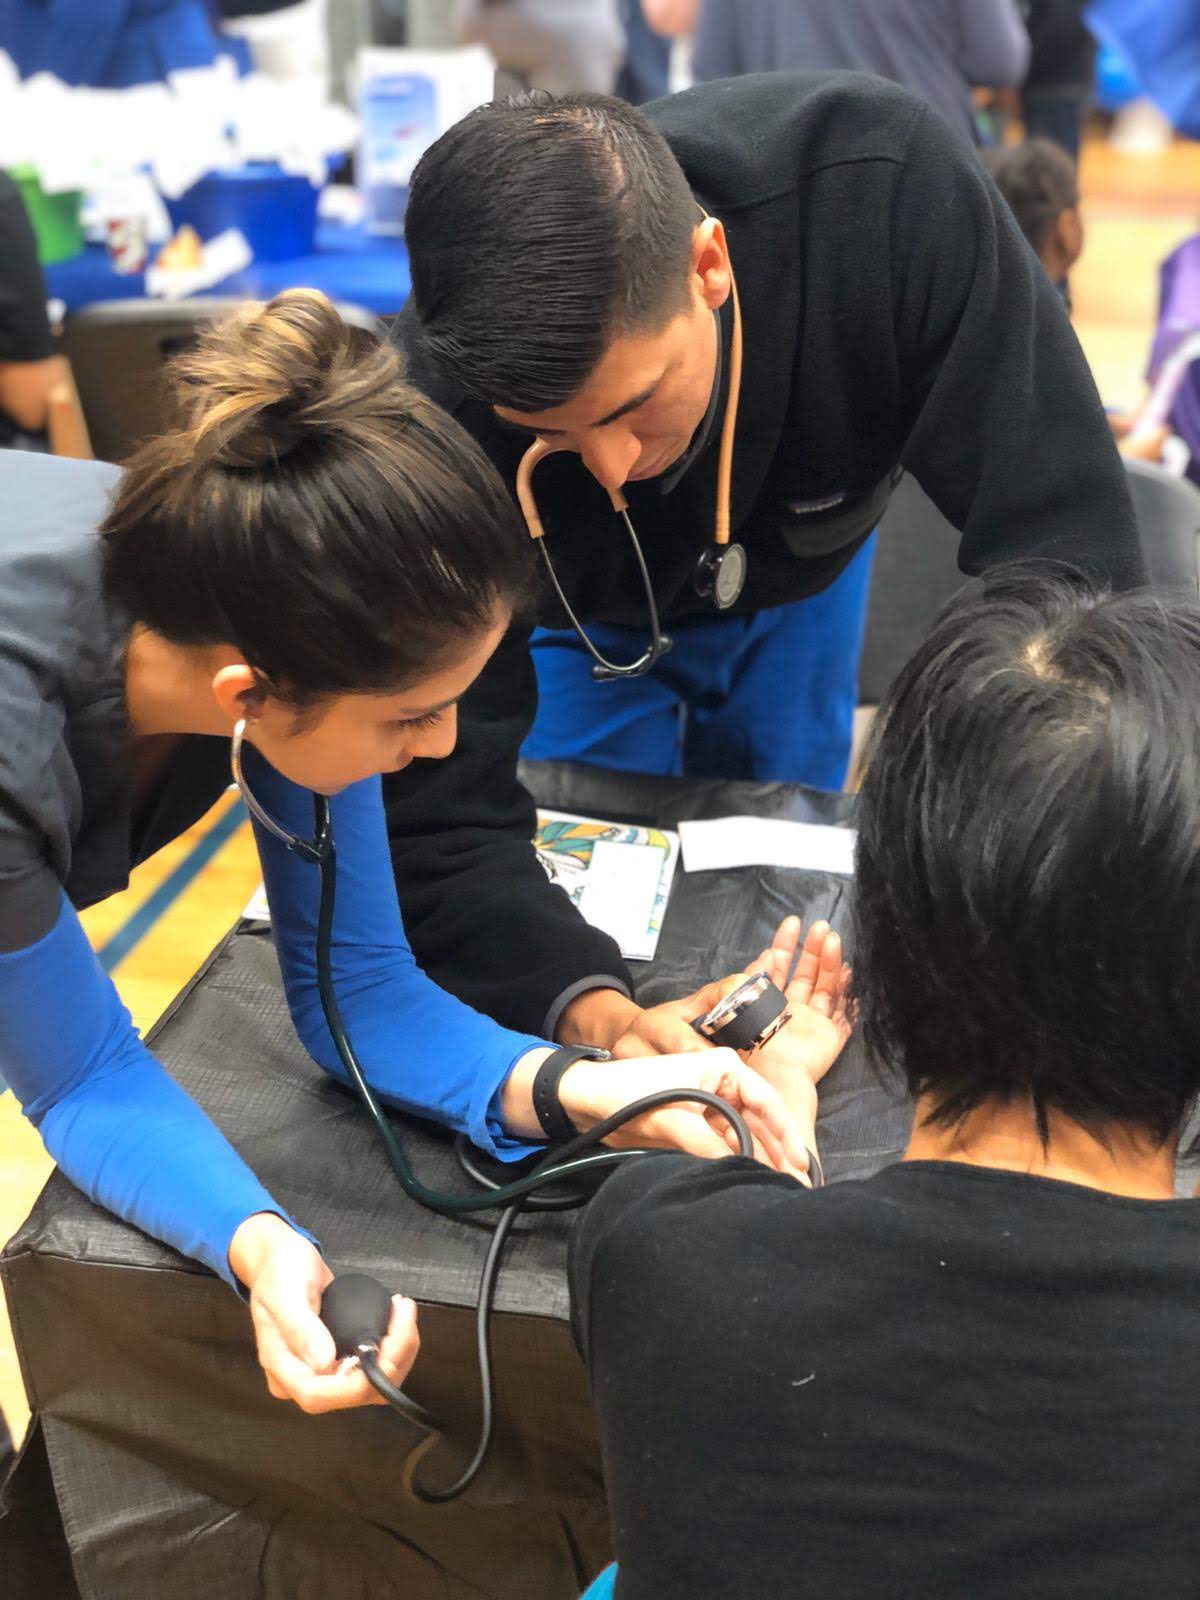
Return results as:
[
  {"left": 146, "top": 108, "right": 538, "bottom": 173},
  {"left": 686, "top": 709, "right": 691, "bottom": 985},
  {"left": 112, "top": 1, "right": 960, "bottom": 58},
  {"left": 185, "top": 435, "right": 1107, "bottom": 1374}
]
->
[{"left": 713, "top": 543, "right": 747, "bottom": 609}]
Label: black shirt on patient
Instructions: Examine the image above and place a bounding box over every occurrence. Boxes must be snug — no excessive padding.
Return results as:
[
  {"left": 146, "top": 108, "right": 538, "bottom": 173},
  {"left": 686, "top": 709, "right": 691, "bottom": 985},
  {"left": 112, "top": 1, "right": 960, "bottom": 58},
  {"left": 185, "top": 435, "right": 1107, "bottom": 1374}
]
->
[{"left": 570, "top": 1154, "right": 1200, "bottom": 1598}]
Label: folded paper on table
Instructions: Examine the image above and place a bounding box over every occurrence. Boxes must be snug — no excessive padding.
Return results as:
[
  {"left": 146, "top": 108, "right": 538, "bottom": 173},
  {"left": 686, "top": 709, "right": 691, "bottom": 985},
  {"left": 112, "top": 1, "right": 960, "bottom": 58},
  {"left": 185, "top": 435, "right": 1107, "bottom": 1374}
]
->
[
  {"left": 534, "top": 810, "right": 679, "bottom": 962},
  {"left": 678, "top": 816, "right": 856, "bottom": 877}
]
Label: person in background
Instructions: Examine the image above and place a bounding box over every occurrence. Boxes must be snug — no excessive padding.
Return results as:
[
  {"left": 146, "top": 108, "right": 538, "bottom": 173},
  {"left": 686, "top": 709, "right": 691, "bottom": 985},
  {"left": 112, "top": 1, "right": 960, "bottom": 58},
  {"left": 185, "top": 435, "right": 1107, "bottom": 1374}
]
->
[
  {"left": 983, "top": 137, "right": 1083, "bottom": 306},
  {"left": 616, "top": 0, "right": 670, "bottom": 105},
  {"left": 1022, "top": 0, "right": 1096, "bottom": 161},
  {"left": 0, "top": 0, "right": 228, "bottom": 86},
  {"left": 572, "top": 569, "right": 1200, "bottom": 1596},
  {"left": 454, "top": 0, "right": 626, "bottom": 96},
  {"left": 643, "top": 0, "right": 1030, "bottom": 149},
  {"left": 984, "top": 139, "right": 1178, "bottom": 465},
  {"left": 0, "top": 172, "right": 61, "bottom": 449},
  {"left": 1087, "top": 0, "right": 1200, "bottom": 142}
]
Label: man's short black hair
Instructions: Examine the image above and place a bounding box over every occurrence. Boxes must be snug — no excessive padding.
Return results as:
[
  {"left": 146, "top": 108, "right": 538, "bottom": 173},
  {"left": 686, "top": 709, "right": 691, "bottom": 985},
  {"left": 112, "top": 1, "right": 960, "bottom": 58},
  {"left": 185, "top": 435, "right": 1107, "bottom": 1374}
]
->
[
  {"left": 983, "top": 138, "right": 1079, "bottom": 258},
  {"left": 406, "top": 93, "right": 698, "bottom": 412},
  {"left": 854, "top": 568, "right": 1200, "bottom": 1146}
]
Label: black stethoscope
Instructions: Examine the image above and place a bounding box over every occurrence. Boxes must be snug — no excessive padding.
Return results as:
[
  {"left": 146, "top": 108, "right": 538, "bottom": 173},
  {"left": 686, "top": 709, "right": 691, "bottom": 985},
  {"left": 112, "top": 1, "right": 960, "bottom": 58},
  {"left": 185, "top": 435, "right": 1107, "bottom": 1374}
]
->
[
  {"left": 228, "top": 718, "right": 757, "bottom": 1502},
  {"left": 514, "top": 252, "right": 747, "bottom": 681}
]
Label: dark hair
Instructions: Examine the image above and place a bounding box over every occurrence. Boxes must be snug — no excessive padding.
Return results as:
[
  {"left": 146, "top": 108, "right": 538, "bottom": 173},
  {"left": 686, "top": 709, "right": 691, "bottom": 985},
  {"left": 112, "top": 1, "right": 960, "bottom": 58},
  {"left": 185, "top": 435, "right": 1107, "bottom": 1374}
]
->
[
  {"left": 983, "top": 139, "right": 1079, "bottom": 258},
  {"left": 406, "top": 93, "right": 698, "bottom": 412},
  {"left": 100, "top": 289, "right": 533, "bottom": 706},
  {"left": 854, "top": 567, "right": 1200, "bottom": 1145}
]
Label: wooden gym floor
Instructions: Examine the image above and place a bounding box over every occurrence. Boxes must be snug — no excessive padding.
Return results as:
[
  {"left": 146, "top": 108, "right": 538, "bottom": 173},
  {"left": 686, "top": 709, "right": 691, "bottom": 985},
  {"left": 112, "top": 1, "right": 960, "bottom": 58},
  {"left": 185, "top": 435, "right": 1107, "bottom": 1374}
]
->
[{"left": 2, "top": 130, "right": 1199, "bottom": 1454}]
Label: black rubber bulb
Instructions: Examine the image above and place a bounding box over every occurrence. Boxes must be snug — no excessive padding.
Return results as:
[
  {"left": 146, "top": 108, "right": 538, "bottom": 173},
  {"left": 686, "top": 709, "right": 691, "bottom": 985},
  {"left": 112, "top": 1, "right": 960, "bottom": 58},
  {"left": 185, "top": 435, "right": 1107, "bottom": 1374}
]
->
[{"left": 320, "top": 1273, "right": 393, "bottom": 1357}]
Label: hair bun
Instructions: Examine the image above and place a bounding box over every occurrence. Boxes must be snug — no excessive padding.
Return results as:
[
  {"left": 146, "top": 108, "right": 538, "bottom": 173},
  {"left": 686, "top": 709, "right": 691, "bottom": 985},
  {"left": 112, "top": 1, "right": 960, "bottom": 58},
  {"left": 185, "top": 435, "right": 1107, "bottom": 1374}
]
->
[{"left": 174, "top": 289, "right": 384, "bottom": 469}]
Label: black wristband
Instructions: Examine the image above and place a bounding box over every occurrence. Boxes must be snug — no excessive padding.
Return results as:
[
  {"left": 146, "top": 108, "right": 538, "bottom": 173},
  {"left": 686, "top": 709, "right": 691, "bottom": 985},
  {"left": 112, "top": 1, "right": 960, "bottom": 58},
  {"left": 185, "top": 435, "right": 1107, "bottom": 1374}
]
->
[{"left": 531, "top": 1045, "right": 610, "bottom": 1144}]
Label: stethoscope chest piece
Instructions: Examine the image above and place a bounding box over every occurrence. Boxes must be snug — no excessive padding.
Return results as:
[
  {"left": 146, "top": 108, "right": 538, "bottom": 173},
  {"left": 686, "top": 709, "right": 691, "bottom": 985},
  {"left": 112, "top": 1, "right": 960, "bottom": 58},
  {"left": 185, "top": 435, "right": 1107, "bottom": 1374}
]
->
[{"left": 695, "top": 539, "right": 747, "bottom": 611}]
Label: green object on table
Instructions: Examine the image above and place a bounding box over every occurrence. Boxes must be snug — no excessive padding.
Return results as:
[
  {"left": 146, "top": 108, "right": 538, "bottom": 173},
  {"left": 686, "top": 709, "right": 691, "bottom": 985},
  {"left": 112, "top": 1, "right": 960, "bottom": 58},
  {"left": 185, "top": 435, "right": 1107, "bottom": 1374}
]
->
[{"left": 10, "top": 166, "right": 84, "bottom": 265}]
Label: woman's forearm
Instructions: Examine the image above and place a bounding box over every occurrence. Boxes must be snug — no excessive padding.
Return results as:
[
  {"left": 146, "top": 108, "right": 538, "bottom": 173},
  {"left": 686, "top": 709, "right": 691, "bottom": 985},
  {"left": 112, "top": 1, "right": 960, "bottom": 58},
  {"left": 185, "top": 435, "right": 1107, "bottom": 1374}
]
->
[
  {"left": 0, "top": 892, "right": 308, "bottom": 1287},
  {"left": 249, "top": 754, "right": 554, "bottom": 1160}
]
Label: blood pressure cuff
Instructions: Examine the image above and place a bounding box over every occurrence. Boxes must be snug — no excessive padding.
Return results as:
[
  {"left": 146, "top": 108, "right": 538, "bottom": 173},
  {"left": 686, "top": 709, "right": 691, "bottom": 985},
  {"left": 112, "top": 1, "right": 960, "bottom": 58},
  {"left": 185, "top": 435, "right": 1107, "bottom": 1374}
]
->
[{"left": 0, "top": 891, "right": 309, "bottom": 1290}]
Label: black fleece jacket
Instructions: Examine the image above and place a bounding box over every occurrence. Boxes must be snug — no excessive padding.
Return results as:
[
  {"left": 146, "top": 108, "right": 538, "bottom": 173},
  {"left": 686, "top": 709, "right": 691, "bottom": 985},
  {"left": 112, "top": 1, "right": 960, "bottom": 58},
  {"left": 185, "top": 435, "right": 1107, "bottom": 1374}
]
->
[{"left": 382, "top": 72, "right": 1142, "bottom": 1037}]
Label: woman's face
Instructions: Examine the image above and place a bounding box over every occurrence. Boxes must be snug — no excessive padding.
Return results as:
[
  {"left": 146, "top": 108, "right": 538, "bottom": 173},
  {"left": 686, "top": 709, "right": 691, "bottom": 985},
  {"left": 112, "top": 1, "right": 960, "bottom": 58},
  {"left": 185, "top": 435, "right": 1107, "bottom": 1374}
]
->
[{"left": 243, "top": 614, "right": 509, "bottom": 795}]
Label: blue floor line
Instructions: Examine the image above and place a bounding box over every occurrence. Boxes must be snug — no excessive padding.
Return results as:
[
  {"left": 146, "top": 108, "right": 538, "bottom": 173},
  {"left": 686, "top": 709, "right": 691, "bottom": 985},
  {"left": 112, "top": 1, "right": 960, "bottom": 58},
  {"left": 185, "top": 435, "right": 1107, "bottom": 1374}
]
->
[{"left": 96, "top": 799, "right": 250, "bottom": 975}]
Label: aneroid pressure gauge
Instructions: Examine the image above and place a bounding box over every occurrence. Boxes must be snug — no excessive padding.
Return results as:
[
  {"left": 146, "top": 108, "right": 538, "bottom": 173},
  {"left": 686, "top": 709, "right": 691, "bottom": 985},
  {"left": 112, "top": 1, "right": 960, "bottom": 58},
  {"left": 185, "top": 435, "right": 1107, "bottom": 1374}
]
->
[{"left": 692, "top": 971, "right": 791, "bottom": 1053}]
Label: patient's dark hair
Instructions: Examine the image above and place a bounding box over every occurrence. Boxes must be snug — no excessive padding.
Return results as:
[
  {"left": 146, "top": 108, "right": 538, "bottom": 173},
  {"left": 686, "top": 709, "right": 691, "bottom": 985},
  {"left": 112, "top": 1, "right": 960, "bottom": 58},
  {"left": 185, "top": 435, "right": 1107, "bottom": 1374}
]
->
[
  {"left": 854, "top": 568, "right": 1200, "bottom": 1145},
  {"left": 101, "top": 289, "right": 532, "bottom": 708},
  {"left": 983, "top": 139, "right": 1078, "bottom": 259},
  {"left": 406, "top": 93, "right": 698, "bottom": 411}
]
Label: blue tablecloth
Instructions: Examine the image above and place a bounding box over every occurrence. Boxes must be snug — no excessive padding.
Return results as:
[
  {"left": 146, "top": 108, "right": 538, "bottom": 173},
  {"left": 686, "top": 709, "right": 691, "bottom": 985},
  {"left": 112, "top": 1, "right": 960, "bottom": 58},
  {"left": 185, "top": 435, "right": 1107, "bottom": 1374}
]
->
[{"left": 46, "top": 220, "right": 411, "bottom": 318}]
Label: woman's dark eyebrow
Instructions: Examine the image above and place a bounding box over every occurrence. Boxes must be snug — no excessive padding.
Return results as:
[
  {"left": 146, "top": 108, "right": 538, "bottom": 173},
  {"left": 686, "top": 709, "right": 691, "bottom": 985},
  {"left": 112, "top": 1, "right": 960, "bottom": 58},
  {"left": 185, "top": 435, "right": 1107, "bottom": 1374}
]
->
[{"left": 391, "top": 692, "right": 459, "bottom": 721}]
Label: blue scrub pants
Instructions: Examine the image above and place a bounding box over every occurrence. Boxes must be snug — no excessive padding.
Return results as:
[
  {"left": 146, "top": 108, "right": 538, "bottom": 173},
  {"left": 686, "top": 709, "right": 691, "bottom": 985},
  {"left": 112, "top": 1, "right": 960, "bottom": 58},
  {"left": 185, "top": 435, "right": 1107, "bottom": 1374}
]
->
[{"left": 523, "top": 537, "right": 876, "bottom": 791}]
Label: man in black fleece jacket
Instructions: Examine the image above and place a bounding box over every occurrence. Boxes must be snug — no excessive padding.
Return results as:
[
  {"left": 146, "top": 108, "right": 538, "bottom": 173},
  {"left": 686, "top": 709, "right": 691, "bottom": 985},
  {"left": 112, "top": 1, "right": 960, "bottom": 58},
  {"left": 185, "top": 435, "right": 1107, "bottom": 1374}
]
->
[{"left": 381, "top": 72, "right": 1142, "bottom": 1063}]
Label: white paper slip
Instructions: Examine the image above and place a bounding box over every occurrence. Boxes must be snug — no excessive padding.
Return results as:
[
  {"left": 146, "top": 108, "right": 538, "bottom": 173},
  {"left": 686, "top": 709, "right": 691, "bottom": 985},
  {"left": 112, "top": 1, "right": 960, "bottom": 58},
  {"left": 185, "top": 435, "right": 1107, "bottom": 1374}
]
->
[
  {"left": 678, "top": 816, "right": 856, "bottom": 877},
  {"left": 577, "top": 840, "right": 663, "bottom": 962}
]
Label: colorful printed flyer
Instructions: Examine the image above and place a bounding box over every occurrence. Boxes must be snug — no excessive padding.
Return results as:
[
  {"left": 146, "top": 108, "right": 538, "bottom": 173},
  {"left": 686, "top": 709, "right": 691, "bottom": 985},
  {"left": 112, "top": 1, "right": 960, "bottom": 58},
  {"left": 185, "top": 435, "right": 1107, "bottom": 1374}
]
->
[{"left": 534, "top": 810, "right": 680, "bottom": 962}]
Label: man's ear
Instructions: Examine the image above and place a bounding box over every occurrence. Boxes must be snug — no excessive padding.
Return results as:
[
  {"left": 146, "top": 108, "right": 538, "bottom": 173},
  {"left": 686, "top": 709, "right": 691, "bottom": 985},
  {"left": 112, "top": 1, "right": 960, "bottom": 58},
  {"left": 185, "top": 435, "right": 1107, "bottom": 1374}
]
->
[
  {"left": 691, "top": 217, "right": 732, "bottom": 312},
  {"left": 1056, "top": 207, "right": 1085, "bottom": 273},
  {"left": 211, "top": 662, "right": 263, "bottom": 728}
]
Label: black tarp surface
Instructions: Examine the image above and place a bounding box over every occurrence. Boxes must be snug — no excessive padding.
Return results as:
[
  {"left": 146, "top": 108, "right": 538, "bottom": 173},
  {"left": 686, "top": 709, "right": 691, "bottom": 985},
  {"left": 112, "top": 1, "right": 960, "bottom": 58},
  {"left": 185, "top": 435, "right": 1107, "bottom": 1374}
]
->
[{"left": 0, "top": 764, "right": 920, "bottom": 1599}]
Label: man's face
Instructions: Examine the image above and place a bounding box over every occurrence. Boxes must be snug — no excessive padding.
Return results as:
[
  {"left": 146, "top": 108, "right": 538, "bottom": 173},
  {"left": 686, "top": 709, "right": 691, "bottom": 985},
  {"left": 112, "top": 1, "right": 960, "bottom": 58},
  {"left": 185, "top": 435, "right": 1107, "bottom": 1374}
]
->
[{"left": 493, "top": 220, "right": 731, "bottom": 496}]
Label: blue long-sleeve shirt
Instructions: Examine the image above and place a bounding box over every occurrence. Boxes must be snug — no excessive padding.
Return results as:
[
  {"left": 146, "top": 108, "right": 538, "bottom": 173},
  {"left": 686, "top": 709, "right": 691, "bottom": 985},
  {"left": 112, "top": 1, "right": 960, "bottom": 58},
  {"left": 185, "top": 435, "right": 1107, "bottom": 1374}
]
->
[{"left": 245, "top": 748, "right": 548, "bottom": 1164}]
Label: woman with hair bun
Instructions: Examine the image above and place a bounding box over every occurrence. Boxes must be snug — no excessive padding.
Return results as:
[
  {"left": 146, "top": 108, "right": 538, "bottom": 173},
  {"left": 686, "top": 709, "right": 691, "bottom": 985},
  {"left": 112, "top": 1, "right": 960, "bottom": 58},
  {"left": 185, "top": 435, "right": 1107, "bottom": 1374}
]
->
[{"left": 0, "top": 290, "right": 813, "bottom": 1415}]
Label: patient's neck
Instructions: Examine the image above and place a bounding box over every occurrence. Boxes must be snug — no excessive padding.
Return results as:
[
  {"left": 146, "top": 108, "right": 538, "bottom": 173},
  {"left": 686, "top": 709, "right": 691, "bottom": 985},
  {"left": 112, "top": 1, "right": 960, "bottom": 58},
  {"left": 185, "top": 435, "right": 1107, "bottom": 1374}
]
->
[{"left": 904, "top": 1096, "right": 1178, "bottom": 1201}]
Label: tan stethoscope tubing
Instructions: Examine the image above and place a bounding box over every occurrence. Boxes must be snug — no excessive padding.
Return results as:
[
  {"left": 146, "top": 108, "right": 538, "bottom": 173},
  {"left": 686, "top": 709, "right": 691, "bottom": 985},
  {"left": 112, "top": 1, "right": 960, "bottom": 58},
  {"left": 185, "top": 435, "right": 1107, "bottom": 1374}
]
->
[{"left": 715, "top": 263, "right": 743, "bottom": 548}]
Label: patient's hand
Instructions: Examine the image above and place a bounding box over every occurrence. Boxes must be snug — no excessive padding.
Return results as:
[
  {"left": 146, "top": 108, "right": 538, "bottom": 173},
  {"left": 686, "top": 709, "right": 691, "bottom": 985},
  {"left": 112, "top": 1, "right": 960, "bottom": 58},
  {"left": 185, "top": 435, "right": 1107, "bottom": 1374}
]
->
[
  {"left": 742, "top": 918, "right": 854, "bottom": 1142},
  {"left": 557, "top": 1048, "right": 811, "bottom": 1179},
  {"left": 230, "top": 1213, "right": 420, "bottom": 1415},
  {"left": 610, "top": 918, "right": 852, "bottom": 1146}
]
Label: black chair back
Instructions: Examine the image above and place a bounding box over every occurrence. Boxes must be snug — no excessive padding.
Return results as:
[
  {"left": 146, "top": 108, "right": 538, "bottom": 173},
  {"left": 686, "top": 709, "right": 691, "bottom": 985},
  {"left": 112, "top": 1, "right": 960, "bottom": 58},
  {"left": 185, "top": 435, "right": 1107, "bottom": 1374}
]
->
[
  {"left": 60, "top": 297, "right": 384, "bottom": 465},
  {"left": 858, "top": 462, "right": 1200, "bottom": 708},
  {"left": 1124, "top": 456, "right": 1200, "bottom": 591},
  {"left": 858, "top": 474, "right": 970, "bottom": 708}
]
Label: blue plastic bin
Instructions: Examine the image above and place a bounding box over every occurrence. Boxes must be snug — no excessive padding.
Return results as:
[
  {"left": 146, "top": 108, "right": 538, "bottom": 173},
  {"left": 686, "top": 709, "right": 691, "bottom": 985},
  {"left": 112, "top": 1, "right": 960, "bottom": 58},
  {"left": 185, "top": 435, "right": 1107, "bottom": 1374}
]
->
[{"left": 164, "top": 163, "right": 320, "bottom": 262}]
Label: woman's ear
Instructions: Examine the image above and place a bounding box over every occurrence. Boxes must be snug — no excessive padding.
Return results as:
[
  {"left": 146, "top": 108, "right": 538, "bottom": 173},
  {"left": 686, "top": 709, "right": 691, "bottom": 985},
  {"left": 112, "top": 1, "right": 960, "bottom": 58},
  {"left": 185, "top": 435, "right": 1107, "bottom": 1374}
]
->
[{"left": 211, "top": 662, "right": 264, "bottom": 728}]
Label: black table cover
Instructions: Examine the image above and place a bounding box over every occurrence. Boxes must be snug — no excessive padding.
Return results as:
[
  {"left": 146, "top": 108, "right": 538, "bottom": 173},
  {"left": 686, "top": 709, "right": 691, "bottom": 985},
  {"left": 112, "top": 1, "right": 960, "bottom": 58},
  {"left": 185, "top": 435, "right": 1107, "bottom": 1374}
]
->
[{"left": 1, "top": 764, "right": 916, "bottom": 1599}]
